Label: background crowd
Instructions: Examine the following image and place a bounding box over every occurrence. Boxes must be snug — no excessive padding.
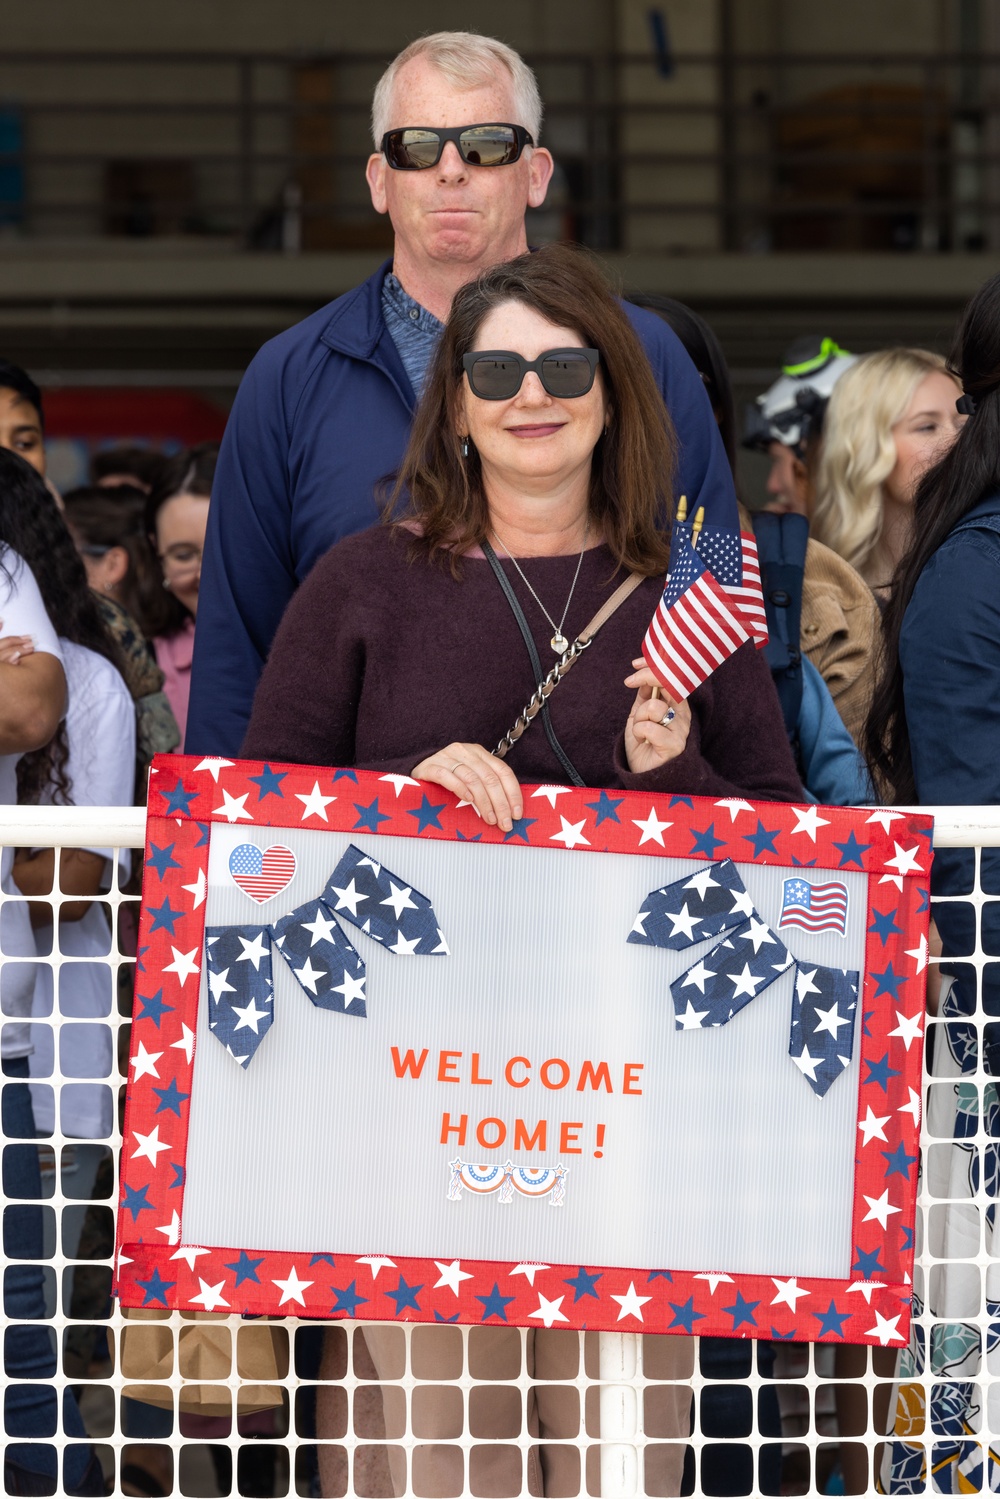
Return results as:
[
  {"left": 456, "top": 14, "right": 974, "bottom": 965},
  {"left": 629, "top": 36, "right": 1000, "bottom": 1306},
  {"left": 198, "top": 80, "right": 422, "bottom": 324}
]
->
[
  {"left": 0, "top": 302, "right": 980, "bottom": 1499},
  {"left": 1, "top": 25, "right": 999, "bottom": 1499}
]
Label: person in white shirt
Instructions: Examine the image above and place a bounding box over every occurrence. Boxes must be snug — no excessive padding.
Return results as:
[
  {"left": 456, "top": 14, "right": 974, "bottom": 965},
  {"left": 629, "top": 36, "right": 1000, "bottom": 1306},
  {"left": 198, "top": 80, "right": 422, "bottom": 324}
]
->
[
  {"left": 0, "top": 549, "right": 65, "bottom": 1064},
  {"left": 24, "top": 639, "right": 134, "bottom": 1142},
  {"left": 0, "top": 447, "right": 116, "bottom": 1496}
]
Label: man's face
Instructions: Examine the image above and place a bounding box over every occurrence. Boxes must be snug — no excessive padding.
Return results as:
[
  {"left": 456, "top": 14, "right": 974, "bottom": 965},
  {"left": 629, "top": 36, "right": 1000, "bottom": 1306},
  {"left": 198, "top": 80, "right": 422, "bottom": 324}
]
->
[
  {"left": 366, "top": 55, "right": 553, "bottom": 273},
  {"left": 0, "top": 386, "right": 45, "bottom": 476},
  {"left": 762, "top": 440, "right": 809, "bottom": 516}
]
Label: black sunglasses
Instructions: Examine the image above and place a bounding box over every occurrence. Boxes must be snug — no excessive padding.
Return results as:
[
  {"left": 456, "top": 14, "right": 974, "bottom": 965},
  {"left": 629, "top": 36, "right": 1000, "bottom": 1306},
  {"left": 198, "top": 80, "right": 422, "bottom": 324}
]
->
[
  {"left": 380, "top": 123, "right": 534, "bottom": 171},
  {"left": 463, "top": 348, "right": 601, "bottom": 401}
]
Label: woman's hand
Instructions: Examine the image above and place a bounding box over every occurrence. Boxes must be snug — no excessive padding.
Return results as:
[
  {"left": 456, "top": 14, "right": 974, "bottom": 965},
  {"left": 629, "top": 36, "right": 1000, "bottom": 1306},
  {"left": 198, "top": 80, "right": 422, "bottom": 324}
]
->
[
  {"left": 623, "top": 658, "right": 692, "bottom": 774},
  {"left": 0, "top": 630, "right": 34, "bottom": 667},
  {"left": 412, "top": 743, "right": 523, "bottom": 832}
]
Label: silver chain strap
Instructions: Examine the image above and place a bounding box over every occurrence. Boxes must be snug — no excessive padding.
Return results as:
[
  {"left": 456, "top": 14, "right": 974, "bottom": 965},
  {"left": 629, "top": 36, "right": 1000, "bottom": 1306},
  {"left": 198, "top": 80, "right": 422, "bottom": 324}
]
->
[{"left": 493, "top": 635, "right": 594, "bottom": 759}]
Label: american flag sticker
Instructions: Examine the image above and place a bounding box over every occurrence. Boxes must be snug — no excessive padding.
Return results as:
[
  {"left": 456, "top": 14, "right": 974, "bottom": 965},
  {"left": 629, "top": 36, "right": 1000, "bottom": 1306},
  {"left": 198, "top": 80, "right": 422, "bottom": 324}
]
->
[
  {"left": 778, "top": 877, "right": 849, "bottom": 937},
  {"left": 228, "top": 842, "right": 297, "bottom": 904}
]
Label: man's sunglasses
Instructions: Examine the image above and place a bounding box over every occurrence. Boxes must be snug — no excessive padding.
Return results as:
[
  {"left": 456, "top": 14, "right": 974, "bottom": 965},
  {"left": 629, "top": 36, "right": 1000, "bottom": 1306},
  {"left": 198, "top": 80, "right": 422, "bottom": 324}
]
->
[
  {"left": 463, "top": 349, "right": 600, "bottom": 401},
  {"left": 380, "top": 123, "right": 533, "bottom": 171}
]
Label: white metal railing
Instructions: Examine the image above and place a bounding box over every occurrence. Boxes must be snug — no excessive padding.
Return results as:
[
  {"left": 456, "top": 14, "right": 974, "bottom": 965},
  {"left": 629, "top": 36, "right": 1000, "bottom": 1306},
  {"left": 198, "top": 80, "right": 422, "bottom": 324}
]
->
[{"left": 1, "top": 803, "right": 996, "bottom": 1497}]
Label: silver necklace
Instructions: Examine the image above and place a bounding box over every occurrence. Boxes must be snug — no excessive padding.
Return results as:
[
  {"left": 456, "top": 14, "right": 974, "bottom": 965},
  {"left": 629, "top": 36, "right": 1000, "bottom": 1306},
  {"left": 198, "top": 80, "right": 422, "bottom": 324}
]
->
[{"left": 492, "top": 522, "right": 590, "bottom": 655}]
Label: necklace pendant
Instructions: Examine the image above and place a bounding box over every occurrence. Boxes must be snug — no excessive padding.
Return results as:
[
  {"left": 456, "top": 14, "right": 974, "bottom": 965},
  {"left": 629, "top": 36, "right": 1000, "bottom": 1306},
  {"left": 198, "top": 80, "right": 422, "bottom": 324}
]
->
[{"left": 551, "top": 632, "right": 569, "bottom": 655}]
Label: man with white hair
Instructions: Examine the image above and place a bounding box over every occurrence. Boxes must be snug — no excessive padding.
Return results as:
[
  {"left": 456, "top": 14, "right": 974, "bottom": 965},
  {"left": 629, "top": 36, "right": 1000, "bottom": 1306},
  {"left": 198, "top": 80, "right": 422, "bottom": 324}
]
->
[{"left": 187, "top": 31, "right": 741, "bottom": 755}]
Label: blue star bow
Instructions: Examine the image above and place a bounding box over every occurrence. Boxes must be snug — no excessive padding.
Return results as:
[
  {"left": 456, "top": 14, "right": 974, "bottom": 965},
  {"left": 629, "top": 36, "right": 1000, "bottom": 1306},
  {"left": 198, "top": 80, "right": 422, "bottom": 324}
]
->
[
  {"left": 323, "top": 844, "right": 448, "bottom": 956},
  {"left": 629, "top": 859, "right": 751, "bottom": 952},
  {"left": 204, "top": 924, "right": 276, "bottom": 1068},
  {"left": 788, "top": 963, "right": 859, "bottom": 1097},
  {"left": 270, "top": 900, "right": 367, "bottom": 1018},
  {"left": 671, "top": 918, "right": 791, "bottom": 1029}
]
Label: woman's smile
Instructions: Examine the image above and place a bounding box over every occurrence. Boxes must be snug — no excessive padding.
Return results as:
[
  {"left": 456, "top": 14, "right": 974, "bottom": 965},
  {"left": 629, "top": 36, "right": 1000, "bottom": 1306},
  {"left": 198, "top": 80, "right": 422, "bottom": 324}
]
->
[{"left": 505, "top": 422, "right": 566, "bottom": 438}]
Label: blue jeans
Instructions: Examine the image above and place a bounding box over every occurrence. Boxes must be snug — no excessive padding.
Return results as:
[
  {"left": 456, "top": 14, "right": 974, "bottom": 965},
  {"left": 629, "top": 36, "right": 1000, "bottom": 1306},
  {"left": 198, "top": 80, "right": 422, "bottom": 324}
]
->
[{"left": 3, "top": 1056, "right": 92, "bottom": 1488}]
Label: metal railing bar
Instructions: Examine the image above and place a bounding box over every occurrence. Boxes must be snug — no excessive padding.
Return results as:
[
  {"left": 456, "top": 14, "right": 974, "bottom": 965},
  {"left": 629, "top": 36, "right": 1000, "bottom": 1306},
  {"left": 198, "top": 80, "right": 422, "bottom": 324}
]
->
[{"left": 0, "top": 804, "right": 145, "bottom": 850}]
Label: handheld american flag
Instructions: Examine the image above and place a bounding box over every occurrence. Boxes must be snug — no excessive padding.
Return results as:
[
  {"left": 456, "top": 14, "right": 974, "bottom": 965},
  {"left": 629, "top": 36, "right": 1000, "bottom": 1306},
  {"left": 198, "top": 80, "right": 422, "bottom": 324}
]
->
[
  {"left": 642, "top": 501, "right": 769, "bottom": 700},
  {"left": 699, "top": 526, "right": 768, "bottom": 647},
  {"left": 642, "top": 527, "right": 751, "bottom": 701}
]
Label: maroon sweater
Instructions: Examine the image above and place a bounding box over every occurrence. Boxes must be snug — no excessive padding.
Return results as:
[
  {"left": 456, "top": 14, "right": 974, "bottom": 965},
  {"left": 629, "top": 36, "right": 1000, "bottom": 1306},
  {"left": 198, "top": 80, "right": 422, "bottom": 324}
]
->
[{"left": 242, "top": 527, "right": 803, "bottom": 803}]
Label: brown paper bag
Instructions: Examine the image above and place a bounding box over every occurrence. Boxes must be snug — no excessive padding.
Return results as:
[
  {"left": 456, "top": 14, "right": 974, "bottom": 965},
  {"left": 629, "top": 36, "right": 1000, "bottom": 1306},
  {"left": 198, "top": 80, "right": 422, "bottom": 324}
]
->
[{"left": 120, "top": 1308, "right": 286, "bottom": 1415}]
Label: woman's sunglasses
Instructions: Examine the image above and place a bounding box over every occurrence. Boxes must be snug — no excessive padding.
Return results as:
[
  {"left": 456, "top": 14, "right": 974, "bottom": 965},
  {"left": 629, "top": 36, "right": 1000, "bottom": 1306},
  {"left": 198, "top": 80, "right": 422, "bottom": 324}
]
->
[
  {"left": 463, "top": 349, "right": 601, "bottom": 401},
  {"left": 380, "top": 123, "right": 533, "bottom": 171}
]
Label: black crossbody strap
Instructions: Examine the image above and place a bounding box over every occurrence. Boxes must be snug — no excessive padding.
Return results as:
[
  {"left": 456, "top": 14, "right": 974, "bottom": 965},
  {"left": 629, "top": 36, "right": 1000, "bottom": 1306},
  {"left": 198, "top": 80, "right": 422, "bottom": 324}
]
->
[{"left": 481, "top": 539, "right": 586, "bottom": 787}]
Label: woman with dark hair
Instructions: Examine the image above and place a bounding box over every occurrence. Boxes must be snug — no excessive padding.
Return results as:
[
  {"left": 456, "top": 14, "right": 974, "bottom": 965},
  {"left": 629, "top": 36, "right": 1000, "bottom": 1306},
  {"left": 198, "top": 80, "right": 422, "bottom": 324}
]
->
[
  {"left": 0, "top": 449, "right": 109, "bottom": 1497},
  {"left": 145, "top": 442, "right": 217, "bottom": 741},
  {"left": 629, "top": 294, "right": 739, "bottom": 471},
  {"left": 0, "top": 358, "right": 45, "bottom": 478},
  {"left": 63, "top": 484, "right": 181, "bottom": 797},
  {"left": 244, "top": 244, "right": 801, "bottom": 1499},
  {"left": 90, "top": 443, "right": 167, "bottom": 494},
  {"left": 245, "top": 247, "right": 798, "bottom": 814},
  {"left": 866, "top": 274, "right": 1000, "bottom": 1491},
  {"left": 64, "top": 484, "right": 169, "bottom": 637},
  {"left": 0, "top": 457, "right": 125, "bottom": 804},
  {"left": 0, "top": 449, "right": 134, "bottom": 1141}
]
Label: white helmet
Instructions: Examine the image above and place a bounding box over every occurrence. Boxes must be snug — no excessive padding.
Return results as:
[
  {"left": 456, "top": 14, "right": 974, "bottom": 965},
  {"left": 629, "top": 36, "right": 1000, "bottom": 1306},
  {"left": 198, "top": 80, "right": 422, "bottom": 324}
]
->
[{"left": 743, "top": 336, "right": 858, "bottom": 455}]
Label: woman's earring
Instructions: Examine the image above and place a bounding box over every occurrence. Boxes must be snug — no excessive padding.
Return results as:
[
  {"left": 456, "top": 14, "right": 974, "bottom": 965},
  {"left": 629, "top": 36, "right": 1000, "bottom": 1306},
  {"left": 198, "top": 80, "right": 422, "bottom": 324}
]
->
[{"left": 460, "top": 436, "right": 470, "bottom": 460}]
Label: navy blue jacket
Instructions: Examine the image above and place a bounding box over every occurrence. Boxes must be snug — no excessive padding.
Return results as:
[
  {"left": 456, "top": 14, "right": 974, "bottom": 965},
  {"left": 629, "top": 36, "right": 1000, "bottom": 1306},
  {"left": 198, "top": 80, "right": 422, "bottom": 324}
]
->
[
  {"left": 900, "top": 489, "right": 1000, "bottom": 1014},
  {"left": 187, "top": 260, "right": 743, "bottom": 755}
]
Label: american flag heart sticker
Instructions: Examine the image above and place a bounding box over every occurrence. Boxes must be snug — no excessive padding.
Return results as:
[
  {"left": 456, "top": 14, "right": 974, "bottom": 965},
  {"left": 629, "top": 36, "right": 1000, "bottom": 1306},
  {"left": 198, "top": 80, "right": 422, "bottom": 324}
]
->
[{"left": 228, "top": 843, "right": 297, "bottom": 904}]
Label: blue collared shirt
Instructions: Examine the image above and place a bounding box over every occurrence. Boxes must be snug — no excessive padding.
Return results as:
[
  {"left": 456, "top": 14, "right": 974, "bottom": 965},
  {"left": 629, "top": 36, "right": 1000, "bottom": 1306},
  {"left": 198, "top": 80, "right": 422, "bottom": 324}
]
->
[{"left": 381, "top": 272, "right": 444, "bottom": 398}]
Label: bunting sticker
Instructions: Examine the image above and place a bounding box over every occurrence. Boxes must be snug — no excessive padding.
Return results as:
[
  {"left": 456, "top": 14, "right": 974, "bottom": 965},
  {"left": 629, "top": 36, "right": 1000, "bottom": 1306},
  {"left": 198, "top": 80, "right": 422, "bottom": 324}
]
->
[{"left": 447, "top": 1160, "right": 568, "bottom": 1206}]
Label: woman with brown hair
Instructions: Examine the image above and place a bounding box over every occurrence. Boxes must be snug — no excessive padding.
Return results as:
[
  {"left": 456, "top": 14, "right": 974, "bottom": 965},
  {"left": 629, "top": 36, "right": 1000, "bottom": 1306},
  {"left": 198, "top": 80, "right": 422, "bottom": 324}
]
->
[
  {"left": 244, "top": 245, "right": 798, "bottom": 817},
  {"left": 243, "top": 244, "right": 800, "bottom": 1498}
]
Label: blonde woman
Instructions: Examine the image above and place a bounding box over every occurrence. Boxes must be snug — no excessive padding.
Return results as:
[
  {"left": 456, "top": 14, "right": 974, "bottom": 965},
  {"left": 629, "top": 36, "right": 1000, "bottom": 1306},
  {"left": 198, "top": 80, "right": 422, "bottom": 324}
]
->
[{"left": 812, "top": 348, "right": 964, "bottom": 596}]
